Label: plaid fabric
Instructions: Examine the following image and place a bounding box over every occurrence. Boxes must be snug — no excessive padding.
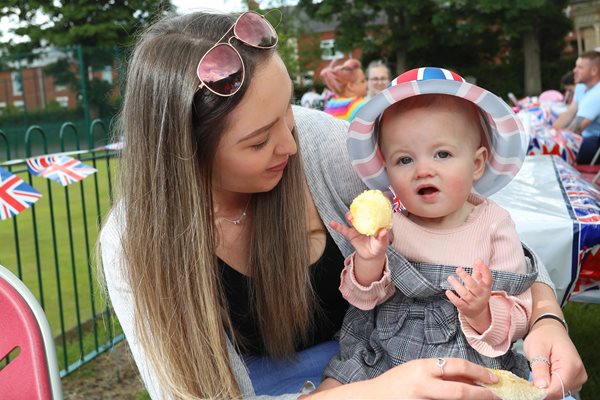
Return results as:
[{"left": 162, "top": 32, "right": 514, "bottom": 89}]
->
[{"left": 325, "top": 252, "right": 538, "bottom": 384}]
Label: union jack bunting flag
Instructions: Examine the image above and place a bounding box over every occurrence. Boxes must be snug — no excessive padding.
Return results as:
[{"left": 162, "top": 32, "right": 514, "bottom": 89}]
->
[
  {"left": 27, "top": 155, "right": 96, "bottom": 186},
  {"left": 0, "top": 167, "right": 42, "bottom": 221}
]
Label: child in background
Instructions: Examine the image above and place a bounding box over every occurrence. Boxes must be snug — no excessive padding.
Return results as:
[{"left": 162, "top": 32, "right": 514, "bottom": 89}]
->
[
  {"left": 320, "top": 67, "right": 538, "bottom": 389},
  {"left": 320, "top": 59, "right": 368, "bottom": 122}
]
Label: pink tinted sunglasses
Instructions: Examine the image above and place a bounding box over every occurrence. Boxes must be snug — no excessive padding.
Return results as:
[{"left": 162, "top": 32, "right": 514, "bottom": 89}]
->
[{"left": 196, "top": 10, "right": 280, "bottom": 96}]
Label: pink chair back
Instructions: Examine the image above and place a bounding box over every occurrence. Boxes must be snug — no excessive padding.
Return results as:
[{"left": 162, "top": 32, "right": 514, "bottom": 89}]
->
[{"left": 0, "top": 264, "right": 63, "bottom": 399}]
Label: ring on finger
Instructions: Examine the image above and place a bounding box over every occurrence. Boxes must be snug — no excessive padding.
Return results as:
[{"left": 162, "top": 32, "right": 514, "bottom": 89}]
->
[
  {"left": 436, "top": 357, "right": 446, "bottom": 377},
  {"left": 529, "top": 356, "right": 551, "bottom": 366}
]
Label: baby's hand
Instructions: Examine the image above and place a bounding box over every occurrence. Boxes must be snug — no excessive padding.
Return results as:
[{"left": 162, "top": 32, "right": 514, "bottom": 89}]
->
[
  {"left": 445, "top": 259, "right": 492, "bottom": 333},
  {"left": 329, "top": 212, "right": 389, "bottom": 261}
]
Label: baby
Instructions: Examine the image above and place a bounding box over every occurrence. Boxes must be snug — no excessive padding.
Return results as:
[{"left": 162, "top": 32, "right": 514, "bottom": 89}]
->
[{"left": 321, "top": 67, "right": 538, "bottom": 389}]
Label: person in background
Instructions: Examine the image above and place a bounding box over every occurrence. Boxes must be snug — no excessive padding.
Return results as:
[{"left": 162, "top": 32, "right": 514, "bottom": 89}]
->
[
  {"left": 366, "top": 59, "right": 391, "bottom": 99},
  {"left": 300, "top": 86, "right": 323, "bottom": 110},
  {"left": 561, "top": 71, "right": 576, "bottom": 105},
  {"left": 554, "top": 51, "right": 600, "bottom": 164},
  {"left": 321, "top": 59, "right": 368, "bottom": 121}
]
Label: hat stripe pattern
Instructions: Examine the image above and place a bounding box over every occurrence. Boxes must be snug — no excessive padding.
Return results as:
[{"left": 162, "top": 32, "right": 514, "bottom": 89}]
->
[{"left": 347, "top": 67, "right": 528, "bottom": 197}]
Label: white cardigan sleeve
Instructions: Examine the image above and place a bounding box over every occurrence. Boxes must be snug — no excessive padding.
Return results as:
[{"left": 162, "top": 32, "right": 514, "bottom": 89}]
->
[{"left": 99, "top": 209, "right": 168, "bottom": 400}]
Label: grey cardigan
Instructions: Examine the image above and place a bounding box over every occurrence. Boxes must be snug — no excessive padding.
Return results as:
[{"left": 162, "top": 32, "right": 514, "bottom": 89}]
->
[{"left": 100, "top": 106, "right": 554, "bottom": 399}]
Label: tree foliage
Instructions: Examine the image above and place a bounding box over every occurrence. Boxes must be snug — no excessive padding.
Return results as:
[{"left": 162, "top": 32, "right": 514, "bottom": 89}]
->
[
  {"left": 0, "top": 0, "right": 174, "bottom": 52},
  {"left": 0, "top": 1, "right": 174, "bottom": 119},
  {"left": 298, "top": 0, "right": 572, "bottom": 96}
]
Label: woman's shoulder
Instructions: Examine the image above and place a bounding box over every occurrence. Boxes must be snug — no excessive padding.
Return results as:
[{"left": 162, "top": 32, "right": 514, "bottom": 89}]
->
[{"left": 293, "top": 105, "right": 349, "bottom": 136}]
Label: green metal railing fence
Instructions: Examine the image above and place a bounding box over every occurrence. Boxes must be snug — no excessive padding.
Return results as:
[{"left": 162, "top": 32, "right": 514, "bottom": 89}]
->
[
  {"left": 0, "top": 120, "right": 123, "bottom": 377},
  {"left": 0, "top": 45, "right": 122, "bottom": 159}
]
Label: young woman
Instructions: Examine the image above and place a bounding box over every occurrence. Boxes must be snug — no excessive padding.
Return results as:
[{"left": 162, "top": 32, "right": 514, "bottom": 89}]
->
[
  {"left": 100, "top": 10, "right": 587, "bottom": 399},
  {"left": 321, "top": 59, "right": 368, "bottom": 121}
]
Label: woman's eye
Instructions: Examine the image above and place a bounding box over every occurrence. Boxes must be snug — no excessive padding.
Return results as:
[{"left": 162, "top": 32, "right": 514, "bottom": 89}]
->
[
  {"left": 251, "top": 139, "right": 269, "bottom": 150},
  {"left": 398, "top": 156, "right": 412, "bottom": 165},
  {"left": 436, "top": 151, "right": 450, "bottom": 159}
]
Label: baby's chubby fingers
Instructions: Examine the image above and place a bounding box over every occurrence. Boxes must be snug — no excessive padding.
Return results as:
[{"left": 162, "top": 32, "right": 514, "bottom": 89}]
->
[{"left": 329, "top": 220, "right": 359, "bottom": 241}]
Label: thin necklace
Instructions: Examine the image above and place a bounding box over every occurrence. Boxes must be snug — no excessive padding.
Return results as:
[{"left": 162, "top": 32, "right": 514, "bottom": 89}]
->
[{"left": 220, "top": 198, "right": 251, "bottom": 225}]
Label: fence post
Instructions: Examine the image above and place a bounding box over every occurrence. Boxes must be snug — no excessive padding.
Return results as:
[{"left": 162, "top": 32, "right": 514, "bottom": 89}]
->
[{"left": 77, "top": 45, "right": 91, "bottom": 136}]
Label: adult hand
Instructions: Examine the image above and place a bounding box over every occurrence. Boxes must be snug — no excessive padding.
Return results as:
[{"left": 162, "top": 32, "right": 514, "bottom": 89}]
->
[
  {"left": 524, "top": 318, "right": 587, "bottom": 399},
  {"left": 310, "top": 358, "right": 499, "bottom": 399}
]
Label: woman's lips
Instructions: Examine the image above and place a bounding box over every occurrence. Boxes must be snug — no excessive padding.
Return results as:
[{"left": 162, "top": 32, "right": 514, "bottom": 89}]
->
[{"left": 267, "top": 160, "right": 288, "bottom": 172}]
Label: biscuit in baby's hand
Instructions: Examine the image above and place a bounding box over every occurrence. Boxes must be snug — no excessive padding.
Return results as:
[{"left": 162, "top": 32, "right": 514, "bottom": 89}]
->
[
  {"left": 349, "top": 189, "right": 393, "bottom": 236},
  {"left": 477, "top": 368, "right": 546, "bottom": 400}
]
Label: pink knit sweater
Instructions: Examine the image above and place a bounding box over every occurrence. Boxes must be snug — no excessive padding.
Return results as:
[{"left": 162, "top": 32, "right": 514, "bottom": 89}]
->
[{"left": 339, "top": 195, "right": 532, "bottom": 357}]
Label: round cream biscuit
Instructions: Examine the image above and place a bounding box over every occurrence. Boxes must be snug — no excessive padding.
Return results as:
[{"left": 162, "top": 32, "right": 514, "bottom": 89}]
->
[{"left": 349, "top": 189, "right": 393, "bottom": 236}]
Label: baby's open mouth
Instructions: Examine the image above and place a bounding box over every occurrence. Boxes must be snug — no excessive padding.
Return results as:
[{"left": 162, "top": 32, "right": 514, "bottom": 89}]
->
[{"left": 418, "top": 186, "right": 439, "bottom": 195}]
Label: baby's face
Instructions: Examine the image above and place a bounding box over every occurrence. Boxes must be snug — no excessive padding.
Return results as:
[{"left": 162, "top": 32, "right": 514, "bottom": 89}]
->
[{"left": 380, "top": 106, "right": 486, "bottom": 227}]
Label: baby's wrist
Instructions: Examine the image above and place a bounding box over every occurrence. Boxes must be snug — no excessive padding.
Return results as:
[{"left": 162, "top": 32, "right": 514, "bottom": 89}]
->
[
  {"left": 465, "top": 306, "right": 492, "bottom": 333},
  {"left": 354, "top": 253, "right": 386, "bottom": 269}
]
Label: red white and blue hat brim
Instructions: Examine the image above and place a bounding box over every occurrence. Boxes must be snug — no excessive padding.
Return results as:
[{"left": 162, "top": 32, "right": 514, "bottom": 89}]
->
[{"left": 347, "top": 67, "right": 529, "bottom": 197}]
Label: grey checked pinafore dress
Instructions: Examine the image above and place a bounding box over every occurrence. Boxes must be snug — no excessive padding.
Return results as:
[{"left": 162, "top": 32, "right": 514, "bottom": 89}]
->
[{"left": 324, "top": 248, "right": 538, "bottom": 384}]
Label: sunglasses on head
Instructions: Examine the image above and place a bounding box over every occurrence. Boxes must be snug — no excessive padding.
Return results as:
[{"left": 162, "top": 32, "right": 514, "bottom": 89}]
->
[{"left": 196, "top": 10, "right": 280, "bottom": 97}]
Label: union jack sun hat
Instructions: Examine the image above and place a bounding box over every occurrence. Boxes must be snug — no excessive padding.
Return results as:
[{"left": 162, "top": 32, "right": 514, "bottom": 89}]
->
[{"left": 347, "top": 67, "right": 529, "bottom": 197}]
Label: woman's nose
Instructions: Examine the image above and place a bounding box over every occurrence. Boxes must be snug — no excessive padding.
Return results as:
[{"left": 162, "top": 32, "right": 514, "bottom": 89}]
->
[{"left": 275, "top": 126, "right": 297, "bottom": 156}]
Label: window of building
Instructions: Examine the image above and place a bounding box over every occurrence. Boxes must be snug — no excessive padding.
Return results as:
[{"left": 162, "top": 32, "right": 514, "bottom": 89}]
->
[
  {"left": 13, "top": 100, "right": 24, "bottom": 110},
  {"left": 320, "top": 39, "right": 343, "bottom": 60},
  {"left": 102, "top": 66, "right": 113, "bottom": 84},
  {"left": 55, "top": 96, "right": 69, "bottom": 108},
  {"left": 11, "top": 72, "right": 23, "bottom": 96}
]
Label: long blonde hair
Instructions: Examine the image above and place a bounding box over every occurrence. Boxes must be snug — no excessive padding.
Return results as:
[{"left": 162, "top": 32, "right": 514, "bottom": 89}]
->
[{"left": 113, "top": 11, "right": 313, "bottom": 399}]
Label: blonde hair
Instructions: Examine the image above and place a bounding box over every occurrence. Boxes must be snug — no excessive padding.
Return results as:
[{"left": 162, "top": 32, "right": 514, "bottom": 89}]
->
[
  {"left": 320, "top": 58, "right": 362, "bottom": 96},
  {"left": 110, "top": 11, "right": 313, "bottom": 399}
]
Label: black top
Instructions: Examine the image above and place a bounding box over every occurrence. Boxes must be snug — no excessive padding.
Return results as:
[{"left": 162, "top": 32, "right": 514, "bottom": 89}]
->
[{"left": 218, "top": 229, "right": 348, "bottom": 355}]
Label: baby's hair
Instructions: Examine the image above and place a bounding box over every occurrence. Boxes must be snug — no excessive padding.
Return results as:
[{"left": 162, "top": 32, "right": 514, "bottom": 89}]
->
[
  {"left": 320, "top": 58, "right": 362, "bottom": 95},
  {"left": 378, "top": 94, "right": 486, "bottom": 148}
]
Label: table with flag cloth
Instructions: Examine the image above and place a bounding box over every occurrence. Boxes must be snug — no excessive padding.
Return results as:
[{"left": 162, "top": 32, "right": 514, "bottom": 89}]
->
[
  {"left": 517, "top": 102, "right": 583, "bottom": 164},
  {"left": 491, "top": 155, "right": 600, "bottom": 306}
]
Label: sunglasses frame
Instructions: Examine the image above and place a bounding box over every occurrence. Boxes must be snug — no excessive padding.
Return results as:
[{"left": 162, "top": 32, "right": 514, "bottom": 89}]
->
[{"left": 196, "top": 10, "right": 280, "bottom": 97}]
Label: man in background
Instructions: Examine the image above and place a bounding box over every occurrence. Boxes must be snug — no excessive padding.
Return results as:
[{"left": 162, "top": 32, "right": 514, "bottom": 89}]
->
[{"left": 554, "top": 51, "right": 600, "bottom": 164}]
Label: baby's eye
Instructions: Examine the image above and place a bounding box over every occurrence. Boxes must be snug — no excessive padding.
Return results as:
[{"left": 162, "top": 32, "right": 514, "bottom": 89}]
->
[
  {"left": 398, "top": 156, "right": 413, "bottom": 165},
  {"left": 435, "top": 151, "right": 450, "bottom": 159}
]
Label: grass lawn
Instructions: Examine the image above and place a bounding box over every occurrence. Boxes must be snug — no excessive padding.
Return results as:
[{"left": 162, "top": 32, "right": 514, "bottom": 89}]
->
[
  {"left": 563, "top": 301, "right": 600, "bottom": 399},
  {"left": 0, "top": 154, "right": 120, "bottom": 371}
]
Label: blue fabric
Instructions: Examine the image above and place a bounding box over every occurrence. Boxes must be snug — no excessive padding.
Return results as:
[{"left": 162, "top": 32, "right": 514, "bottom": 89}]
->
[
  {"left": 422, "top": 67, "right": 447, "bottom": 80},
  {"left": 573, "top": 83, "right": 586, "bottom": 103},
  {"left": 243, "top": 340, "right": 340, "bottom": 396},
  {"left": 577, "top": 82, "right": 600, "bottom": 138}
]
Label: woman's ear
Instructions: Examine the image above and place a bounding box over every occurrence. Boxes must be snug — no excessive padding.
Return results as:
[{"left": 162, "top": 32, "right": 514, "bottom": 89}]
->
[{"left": 473, "top": 146, "right": 488, "bottom": 180}]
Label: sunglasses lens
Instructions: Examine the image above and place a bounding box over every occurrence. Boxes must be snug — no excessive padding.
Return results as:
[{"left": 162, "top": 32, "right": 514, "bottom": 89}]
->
[
  {"left": 197, "top": 44, "right": 243, "bottom": 95},
  {"left": 235, "top": 11, "right": 278, "bottom": 48}
]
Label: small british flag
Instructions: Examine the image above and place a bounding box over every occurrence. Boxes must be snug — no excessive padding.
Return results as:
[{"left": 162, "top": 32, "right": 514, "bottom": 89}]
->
[
  {"left": 27, "top": 154, "right": 96, "bottom": 186},
  {"left": 0, "top": 167, "right": 42, "bottom": 221}
]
